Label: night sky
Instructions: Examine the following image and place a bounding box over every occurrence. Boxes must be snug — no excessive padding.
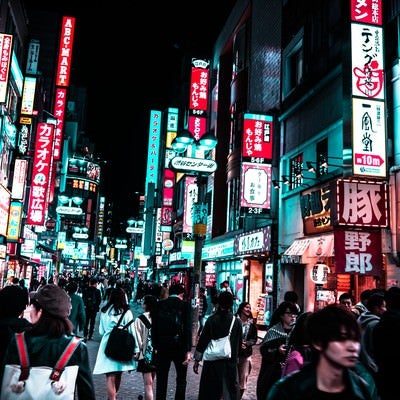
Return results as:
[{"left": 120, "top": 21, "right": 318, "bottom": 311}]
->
[{"left": 25, "top": 1, "right": 236, "bottom": 222}]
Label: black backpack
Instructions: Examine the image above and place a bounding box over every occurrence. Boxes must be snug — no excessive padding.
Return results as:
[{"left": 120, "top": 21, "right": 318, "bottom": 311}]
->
[
  {"left": 84, "top": 287, "right": 99, "bottom": 311},
  {"left": 153, "top": 300, "right": 184, "bottom": 346}
]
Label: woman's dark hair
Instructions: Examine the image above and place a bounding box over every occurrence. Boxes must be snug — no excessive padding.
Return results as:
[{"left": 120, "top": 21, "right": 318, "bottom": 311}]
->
[
  {"left": 29, "top": 300, "right": 73, "bottom": 338},
  {"left": 284, "top": 291, "right": 299, "bottom": 303},
  {"left": 143, "top": 294, "right": 158, "bottom": 319},
  {"left": 65, "top": 281, "right": 78, "bottom": 294},
  {"left": 101, "top": 287, "right": 129, "bottom": 314},
  {"left": 236, "top": 301, "right": 250, "bottom": 316},
  {"left": 217, "top": 291, "right": 234, "bottom": 310},
  {"left": 269, "top": 301, "right": 299, "bottom": 326},
  {"left": 306, "top": 304, "right": 361, "bottom": 350}
]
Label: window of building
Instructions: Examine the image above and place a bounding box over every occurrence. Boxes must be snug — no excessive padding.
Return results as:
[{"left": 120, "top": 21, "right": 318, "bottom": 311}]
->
[
  {"left": 282, "top": 29, "right": 304, "bottom": 99},
  {"left": 290, "top": 153, "right": 303, "bottom": 189},
  {"left": 232, "top": 24, "right": 248, "bottom": 80},
  {"left": 316, "top": 139, "right": 328, "bottom": 177}
]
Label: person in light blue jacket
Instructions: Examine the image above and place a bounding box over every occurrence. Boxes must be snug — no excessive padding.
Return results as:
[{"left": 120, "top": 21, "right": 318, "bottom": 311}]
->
[{"left": 93, "top": 287, "right": 138, "bottom": 400}]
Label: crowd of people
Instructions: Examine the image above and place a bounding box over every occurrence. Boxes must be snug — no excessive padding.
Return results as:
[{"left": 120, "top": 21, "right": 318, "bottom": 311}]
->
[{"left": 0, "top": 274, "right": 397, "bottom": 399}]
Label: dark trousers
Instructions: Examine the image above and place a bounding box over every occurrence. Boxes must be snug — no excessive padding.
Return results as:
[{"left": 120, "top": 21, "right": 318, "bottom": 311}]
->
[
  {"left": 84, "top": 309, "right": 97, "bottom": 338},
  {"left": 156, "top": 350, "right": 188, "bottom": 400}
]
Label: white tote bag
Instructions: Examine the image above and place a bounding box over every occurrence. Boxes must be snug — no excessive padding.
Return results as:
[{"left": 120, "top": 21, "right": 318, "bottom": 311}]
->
[
  {"left": 0, "top": 332, "right": 80, "bottom": 400},
  {"left": 1, "top": 364, "right": 79, "bottom": 400},
  {"left": 203, "top": 317, "right": 235, "bottom": 361}
]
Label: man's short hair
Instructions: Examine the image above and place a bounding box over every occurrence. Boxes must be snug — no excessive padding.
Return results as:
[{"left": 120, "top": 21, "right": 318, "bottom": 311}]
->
[
  {"left": 366, "top": 292, "right": 385, "bottom": 311},
  {"left": 306, "top": 304, "right": 360, "bottom": 349},
  {"left": 169, "top": 284, "right": 185, "bottom": 296}
]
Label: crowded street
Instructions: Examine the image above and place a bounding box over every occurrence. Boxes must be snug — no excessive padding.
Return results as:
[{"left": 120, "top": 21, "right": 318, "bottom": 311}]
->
[{"left": 86, "top": 301, "right": 262, "bottom": 400}]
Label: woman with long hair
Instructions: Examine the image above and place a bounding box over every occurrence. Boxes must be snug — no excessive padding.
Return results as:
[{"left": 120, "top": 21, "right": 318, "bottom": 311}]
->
[
  {"left": 236, "top": 302, "right": 258, "bottom": 398},
  {"left": 1, "top": 284, "right": 95, "bottom": 399},
  {"left": 134, "top": 294, "right": 158, "bottom": 400},
  {"left": 93, "top": 286, "right": 138, "bottom": 400}
]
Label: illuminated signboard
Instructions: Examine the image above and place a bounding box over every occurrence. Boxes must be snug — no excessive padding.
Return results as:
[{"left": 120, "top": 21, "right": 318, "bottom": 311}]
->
[
  {"left": 55, "top": 16, "right": 76, "bottom": 87},
  {"left": 242, "top": 113, "right": 273, "bottom": 160},
  {"left": 240, "top": 163, "right": 272, "bottom": 209},
  {"left": 20, "top": 77, "right": 36, "bottom": 115},
  {"left": 26, "top": 123, "right": 54, "bottom": 225},
  {"left": 0, "top": 34, "right": 13, "bottom": 103}
]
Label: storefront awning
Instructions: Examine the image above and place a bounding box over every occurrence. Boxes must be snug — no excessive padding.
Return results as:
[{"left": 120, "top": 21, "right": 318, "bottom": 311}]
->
[
  {"left": 281, "top": 239, "right": 311, "bottom": 264},
  {"left": 307, "top": 234, "right": 334, "bottom": 258},
  {"left": 281, "top": 234, "right": 334, "bottom": 264}
]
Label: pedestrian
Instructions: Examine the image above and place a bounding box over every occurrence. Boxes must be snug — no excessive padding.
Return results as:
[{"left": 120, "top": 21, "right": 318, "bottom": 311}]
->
[
  {"left": 66, "top": 280, "right": 86, "bottom": 336},
  {"left": 151, "top": 283, "right": 192, "bottom": 400},
  {"left": 82, "top": 277, "right": 102, "bottom": 341},
  {"left": 256, "top": 301, "right": 298, "bottom": 400},
  {"left": 266, "top": 304, "right": 378, "bottom": 400},
  {"left": 134, "top": 294, "right": 158, "bottom": 400},
  {"left": 0, "top": 285, "right": 31, "bottom": 367},
  {"left": 198, "top": 287, "right": 208, "bottom": 337},
  {"left": 338, "top": 292, "right": 360, "bottom": 317},
  {"left": 357, "top": 291, "right": 386, "bottom": 380},
  {"left": 193, "top": 291, "right": 243, "bottom": 400},
  {"left": 354, "top": 289, "right": 373, "bottom": 315},
  {"left": 280, "top": 311, "right": 313, "bottom": 377},
  {"left": 283, "top": 290, "right": 301, "bottom": 314},
  {"left": 373, "top": 286, "right": 400, "bottom": 400},
  {"left": 235, "top": 301, "right": 258, "bottom": 399},
  {"left": 93, "top": 286, "right": 138, "bottom": 400},
  {"left": 18, "top": 278, "right": 29, "bottom": 304},
  {"left": 1, "top": 284, "right": 95, "bottom": 398},
  {"left": 159, "top": 281, "right": 169, "bottom": 300}
]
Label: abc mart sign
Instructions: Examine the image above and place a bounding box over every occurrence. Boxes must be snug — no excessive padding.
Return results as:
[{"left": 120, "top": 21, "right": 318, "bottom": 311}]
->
[{"left": 170, "top": 157, "right": 217, "bottom": 174}]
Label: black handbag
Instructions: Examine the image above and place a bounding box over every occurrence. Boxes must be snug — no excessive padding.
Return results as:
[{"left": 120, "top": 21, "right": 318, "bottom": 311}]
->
[{"left": 105, "top": 310, "right": 135, "bottom": 362}]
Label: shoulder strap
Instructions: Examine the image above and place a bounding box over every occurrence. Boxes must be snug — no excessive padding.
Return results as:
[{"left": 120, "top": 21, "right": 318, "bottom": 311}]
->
[
  {"left": 122, "top": 319, "right": 134, "bottom": 329},
  {"left": 50, "top": 336, "right": 82, "bottom": 381},
  {"left": 15, "top": 333, "right": 82, "bottom": 382},
  {"left": 138, "top": 314, "right": 151, "bottom": 329},
  {"left": 15, "top": 332, "right": 30, "bottom": 381},
  {"left": 116, "top": 310, "right": 127, "bottom": 327},
  {"left": 228, "top": 316, "right": 236, "bottom": 335}
]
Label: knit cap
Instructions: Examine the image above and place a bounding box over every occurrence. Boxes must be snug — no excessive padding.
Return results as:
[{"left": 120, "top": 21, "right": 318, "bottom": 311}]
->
[{"left": 32, "top": 284, "right": 71, "bottom": 318}]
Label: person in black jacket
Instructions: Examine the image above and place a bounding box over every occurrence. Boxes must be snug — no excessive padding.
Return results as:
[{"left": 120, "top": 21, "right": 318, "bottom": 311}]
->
[
  {"left": 151, "top": 283, "right": 192, "bottom": 400},
  {"left": 193, "top": 291, "right": 243, "bottom": 400},
  {"left": 267, "top": 304, "right": 377, "bottom": 400},
  {"left": 82, "top": 277, "right": 102, "bottom": 341}
]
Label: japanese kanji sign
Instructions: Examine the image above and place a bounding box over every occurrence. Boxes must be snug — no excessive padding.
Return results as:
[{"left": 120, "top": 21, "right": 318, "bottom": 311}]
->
[
  {"left": 242, "top": 113, "right": 273, "bottom": 160},
  {"left": 351, "top": 0, "right": 382, "bottom": 26},
  {"left": 240, "top": 163, "right": 271, "bottom": 209},
  {"left": 332, "top": 179, "right": 388, "bottom": 227},
  {"left": 351, "top": 24, "right": 384, "bottom": 99},
  {"left": 26, "top": 123, "right": 54, "bottom": 225},
  {"left": 335, "top": 229, "right": 382, "bottom": 276},
  {"left": 352, "top": 98, "right": 386, "bottom": 178}
]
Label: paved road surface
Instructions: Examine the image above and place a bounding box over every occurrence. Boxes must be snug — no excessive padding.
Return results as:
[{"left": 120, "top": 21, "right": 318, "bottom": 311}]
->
[{"left": 86, "top": 301, "right": 263, "bottom": 399}]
